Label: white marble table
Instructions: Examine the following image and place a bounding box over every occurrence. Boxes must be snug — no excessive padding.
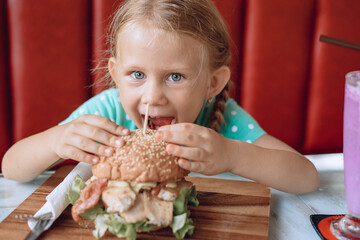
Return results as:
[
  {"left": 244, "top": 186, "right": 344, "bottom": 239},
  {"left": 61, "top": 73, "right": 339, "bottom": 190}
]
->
[{"left": 0, "top": 153, "right": 346, "bottom": 239}]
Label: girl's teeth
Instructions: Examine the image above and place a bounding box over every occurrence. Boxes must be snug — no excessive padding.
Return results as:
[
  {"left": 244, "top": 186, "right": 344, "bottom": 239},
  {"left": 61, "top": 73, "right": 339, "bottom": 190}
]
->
[{"left": 171, "top": 119, "right": 176, "bottom": 124}]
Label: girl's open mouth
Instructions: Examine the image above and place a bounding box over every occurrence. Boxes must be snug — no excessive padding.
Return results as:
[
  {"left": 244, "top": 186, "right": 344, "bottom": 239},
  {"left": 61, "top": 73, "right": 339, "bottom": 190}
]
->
[{"left": 142, "top": 115, "right": 176, "bottom": 130}]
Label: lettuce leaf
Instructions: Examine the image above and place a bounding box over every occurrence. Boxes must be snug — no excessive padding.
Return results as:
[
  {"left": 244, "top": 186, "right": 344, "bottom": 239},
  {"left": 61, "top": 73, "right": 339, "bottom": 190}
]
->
[
  {"left": 66, "top": 174, "right": 86, "bottom": 205},
  {"left": 134, "top": 220, "right": 158, "bottom": 232},
  {"left": 173, "top": 217, "right": 195, "bottom": 239},
  {"left": 80, "top": 203, "right": 105, "bottom": 220},
  {"left": 188, "top": 186, "right": 199, "bottom": 207},
  {"left": 170, "top": 210, "right": 195, "bottom": 239},
  {"left": 92, "top": 213, "right": 130, "bottom": 239},
  {"left": 124, "top": 224, "right": 136, "bottom": 240},
  {"left": 171, "top": 212, "right": 187, "bottom": 232},
  {"left": 92, "top": 213, "right": 159, "bottom": 240},
  {"left": 173, "top": 187, "right": 189, "bottom": 215},
  {"left": 107, "top": 219, "right": 127, "bottom": 238},
  {"left": 93, "top": 214, "right": 110, "bottom": 239},
  {"left": 173, "top": 186, "right": 199, "bottom": 215},
  {"left": 170, "top": 186, "right": 198, "bottom": 239}
]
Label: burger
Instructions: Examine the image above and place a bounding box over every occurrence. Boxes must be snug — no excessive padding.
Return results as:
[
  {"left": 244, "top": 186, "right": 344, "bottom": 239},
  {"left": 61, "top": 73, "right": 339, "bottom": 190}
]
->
[{"left": 67, "top": 129, "right": 199, "bottom": 240}]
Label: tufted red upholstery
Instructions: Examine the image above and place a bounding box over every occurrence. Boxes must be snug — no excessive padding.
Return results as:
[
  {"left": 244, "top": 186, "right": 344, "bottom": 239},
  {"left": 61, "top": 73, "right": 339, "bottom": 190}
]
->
[
  {"left": 0, "top": 0, "right": 11, "bottom": 172},
  {"left": 1, "top": 0, "right": 360, "bottom": 171},
  {"left": 304, "top": 0, "right": 360, "bottom": 153}
]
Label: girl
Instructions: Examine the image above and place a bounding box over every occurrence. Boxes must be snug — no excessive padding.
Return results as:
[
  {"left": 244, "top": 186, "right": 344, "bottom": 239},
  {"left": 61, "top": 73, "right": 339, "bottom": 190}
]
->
[{"left": 2, "top": 0, "right": 318, "bottom": 194}]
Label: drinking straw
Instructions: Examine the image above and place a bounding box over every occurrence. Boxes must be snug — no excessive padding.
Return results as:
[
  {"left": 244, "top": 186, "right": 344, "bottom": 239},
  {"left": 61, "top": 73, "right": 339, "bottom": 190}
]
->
[
  {"left": 320, "top": 35, "right": 360, "bottom": 51},
  {"left": 143, "top": 103, "right": 149, "bottom": 134}
]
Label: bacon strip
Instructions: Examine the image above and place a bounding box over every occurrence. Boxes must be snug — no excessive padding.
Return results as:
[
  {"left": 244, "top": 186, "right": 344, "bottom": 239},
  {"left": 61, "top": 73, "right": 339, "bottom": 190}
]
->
[{"left": 71, "top": 178, "right": 108, "bottom": 223}]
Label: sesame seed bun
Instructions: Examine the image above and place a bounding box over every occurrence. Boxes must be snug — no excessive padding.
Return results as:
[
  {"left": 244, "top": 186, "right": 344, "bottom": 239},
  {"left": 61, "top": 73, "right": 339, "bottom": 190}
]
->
[{"left": 92, "top": 129, "right": 189, "bottom": 182}]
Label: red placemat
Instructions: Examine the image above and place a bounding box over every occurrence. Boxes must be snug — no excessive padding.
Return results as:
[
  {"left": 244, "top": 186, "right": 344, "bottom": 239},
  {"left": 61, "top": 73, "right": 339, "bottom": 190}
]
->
[{"left": 310, "top": 214, "right": 346, "bottom": 240}]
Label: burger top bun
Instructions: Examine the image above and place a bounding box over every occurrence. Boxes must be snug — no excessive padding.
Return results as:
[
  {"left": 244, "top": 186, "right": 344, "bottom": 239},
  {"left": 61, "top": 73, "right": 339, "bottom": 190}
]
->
[{"left": 92, "top": 129, "right": 189, "bottom": 182}]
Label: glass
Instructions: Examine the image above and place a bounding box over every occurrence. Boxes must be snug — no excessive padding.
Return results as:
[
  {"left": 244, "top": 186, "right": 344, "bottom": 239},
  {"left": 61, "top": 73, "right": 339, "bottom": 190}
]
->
[{"left": 331, "top": 71, "right": 360, "bottom": 239}]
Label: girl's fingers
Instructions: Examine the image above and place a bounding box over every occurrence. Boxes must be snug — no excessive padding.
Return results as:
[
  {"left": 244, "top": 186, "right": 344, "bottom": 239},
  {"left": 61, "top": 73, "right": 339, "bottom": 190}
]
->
[
  {"left": 72, "top": 119, "right": 126, "bottom": 148},
  {"left": 79, "top": 115, "right": 130, "bottom": 136},
  {"left": 156, "top": 124, "right": 206, "bottom": 148},
  {"left": 178, "top": 158, "right": 205, "bottom": 173},
  {"left": 166, "top": 144, "right": 205, "bottom": 161},
  {"left": 62, "top": 145, "right": 99, "bottom": 164},
  {"left": 67, "top": 134, "right": 115, "bottom": 157}
]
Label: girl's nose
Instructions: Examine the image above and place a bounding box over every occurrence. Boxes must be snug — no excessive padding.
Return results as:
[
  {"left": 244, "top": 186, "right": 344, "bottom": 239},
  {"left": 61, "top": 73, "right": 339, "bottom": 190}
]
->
[{"left": 141, "top": 81, "right": 167, "bottom": 106}]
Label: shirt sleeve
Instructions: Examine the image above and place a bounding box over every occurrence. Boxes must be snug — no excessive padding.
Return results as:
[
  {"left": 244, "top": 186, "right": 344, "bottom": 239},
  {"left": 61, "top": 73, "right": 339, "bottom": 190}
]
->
[
  {"left": 58, "top": 88, "right": 137, "bottom": 130},
  {"left": 219, "top": 99, "right": 266, "bottom": 143}
]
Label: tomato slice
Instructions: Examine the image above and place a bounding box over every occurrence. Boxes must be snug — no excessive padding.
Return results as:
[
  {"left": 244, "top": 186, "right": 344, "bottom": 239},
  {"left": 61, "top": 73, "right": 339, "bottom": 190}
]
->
[{"left": 71, "top": 178, "right": 108, "bottom": 223}]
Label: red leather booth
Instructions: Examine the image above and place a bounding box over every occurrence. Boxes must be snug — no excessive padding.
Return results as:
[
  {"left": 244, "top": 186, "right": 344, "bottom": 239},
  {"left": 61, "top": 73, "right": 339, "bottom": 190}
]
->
[{"left": 1, "top": 0, "right": 360, "bottom": 172}]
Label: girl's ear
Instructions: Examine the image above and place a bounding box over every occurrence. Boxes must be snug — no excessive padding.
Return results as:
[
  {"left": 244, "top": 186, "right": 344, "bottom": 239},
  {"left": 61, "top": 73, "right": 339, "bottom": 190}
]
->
[
  {"left": 207, "top": 65, "right": 231, "bottom": 98},
  {"left": 108, "top": 57, "right": 117, "bottom": 82}
]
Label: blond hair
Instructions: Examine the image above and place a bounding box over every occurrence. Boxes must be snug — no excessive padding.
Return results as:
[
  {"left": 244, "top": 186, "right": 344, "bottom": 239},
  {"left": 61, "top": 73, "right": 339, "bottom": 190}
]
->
[{"left": 107, "top": 0, "right": 232, "bottom": 131}]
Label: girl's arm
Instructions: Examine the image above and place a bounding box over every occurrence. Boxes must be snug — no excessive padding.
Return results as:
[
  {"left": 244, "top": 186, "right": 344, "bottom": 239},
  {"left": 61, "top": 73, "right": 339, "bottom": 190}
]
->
[
  {"left": 156, "top": 123, "right": 319, "bottom": 194},
  {"left": 2, "top": 125, "right": 65, "bottom": 182},
  {"left": 227, "top": 134, "right": 319, "bottom": 194},
  {"left": 2, "top": 115, "right": 129, "bottom": 182}
]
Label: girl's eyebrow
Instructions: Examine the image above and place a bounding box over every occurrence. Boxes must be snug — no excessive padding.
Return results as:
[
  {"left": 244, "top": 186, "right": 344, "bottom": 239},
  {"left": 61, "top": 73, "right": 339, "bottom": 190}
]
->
[
  {"left": 122, "top": 64, "right": 144, "bottom": 71},
  {"left": 123, "top": 63, "right": 194, "bottom": 73},
  {"left": 159, "top": 62, "right": 196, "bottom": 72}
]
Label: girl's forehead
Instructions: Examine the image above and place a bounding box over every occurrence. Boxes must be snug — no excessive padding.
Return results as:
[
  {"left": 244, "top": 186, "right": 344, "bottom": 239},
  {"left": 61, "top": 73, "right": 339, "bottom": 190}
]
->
[{"left": 117, "top": 21, "right": 208, "bottom": 59}]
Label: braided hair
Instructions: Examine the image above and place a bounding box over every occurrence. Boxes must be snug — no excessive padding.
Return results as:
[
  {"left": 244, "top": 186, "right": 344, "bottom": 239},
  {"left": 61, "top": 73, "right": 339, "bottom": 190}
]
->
[{"left": 208, "top": 81, "right": 232, "bottom": 132}]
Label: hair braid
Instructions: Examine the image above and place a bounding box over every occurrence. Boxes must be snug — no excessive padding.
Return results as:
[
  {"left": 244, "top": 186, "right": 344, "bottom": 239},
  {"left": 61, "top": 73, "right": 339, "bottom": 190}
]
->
[{"left": 208, "top": 81, "right": 232, "bottom": 132}]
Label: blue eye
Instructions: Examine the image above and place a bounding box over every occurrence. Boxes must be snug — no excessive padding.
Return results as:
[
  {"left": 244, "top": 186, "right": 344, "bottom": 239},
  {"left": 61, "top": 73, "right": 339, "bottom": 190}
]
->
[
  {"left": 168, "top": 73, "right": 183, "bottom": 82},
  {"left": 131, "top": 71, "right": 145, "bottom": 80}
]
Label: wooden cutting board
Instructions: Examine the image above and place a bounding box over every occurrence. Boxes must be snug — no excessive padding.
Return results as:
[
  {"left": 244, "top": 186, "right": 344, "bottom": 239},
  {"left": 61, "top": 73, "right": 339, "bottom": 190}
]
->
[{"left": 0, "top": 166, "right": 270, "bottom": 239}]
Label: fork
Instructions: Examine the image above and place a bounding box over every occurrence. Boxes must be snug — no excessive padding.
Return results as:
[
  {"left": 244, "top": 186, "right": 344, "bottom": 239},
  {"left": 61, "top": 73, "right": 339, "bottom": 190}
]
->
[{"left": 19, "top": 212, "right": 53, "bottom": 240}]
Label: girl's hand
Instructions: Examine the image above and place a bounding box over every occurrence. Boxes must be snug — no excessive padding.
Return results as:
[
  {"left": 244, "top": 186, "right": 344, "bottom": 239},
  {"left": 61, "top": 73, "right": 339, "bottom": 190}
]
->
[
  {"left": 49, "top": 115, "right": 129, "bottom": 164},
  {"left": 155, "top": 123, "right": 233, "bottom": 175}
]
